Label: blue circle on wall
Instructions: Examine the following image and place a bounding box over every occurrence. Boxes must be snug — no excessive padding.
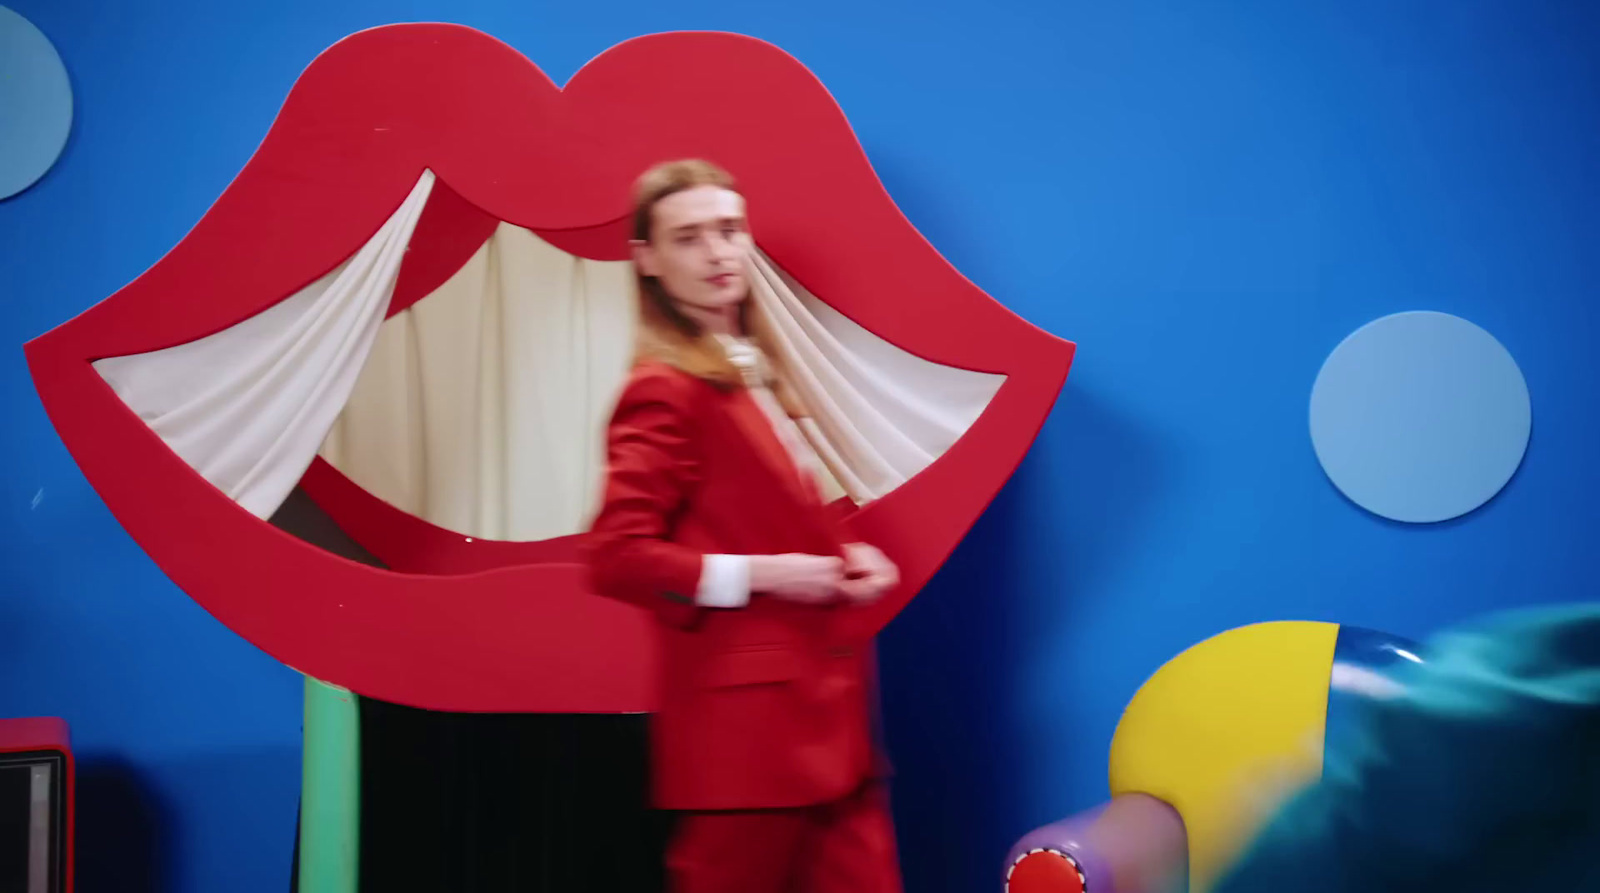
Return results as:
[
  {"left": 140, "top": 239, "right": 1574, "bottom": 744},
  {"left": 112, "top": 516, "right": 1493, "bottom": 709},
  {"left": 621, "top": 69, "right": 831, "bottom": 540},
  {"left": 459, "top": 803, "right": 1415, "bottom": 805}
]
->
[
  {"left": 0, "top": 6, "right": 73, "bottom": 199},
  {"left": 1310, "top": 311, "right": 1531, "bottom": 523}
]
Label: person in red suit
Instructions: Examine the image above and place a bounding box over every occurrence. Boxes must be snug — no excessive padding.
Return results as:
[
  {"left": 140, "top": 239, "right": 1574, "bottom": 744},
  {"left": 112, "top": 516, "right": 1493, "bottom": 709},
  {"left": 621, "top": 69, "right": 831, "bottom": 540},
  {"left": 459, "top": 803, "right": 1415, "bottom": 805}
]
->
[{"left": 585, "top": 158, "right": 905, "bottom": 893}]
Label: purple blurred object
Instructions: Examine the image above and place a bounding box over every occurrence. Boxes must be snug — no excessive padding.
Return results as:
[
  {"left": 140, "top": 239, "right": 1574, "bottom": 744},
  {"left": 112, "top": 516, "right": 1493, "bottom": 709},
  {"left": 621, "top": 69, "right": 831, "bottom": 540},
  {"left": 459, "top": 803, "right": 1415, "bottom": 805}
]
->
[{"left": 1004, "top": 793, "right": 1187, "bottom": 893}]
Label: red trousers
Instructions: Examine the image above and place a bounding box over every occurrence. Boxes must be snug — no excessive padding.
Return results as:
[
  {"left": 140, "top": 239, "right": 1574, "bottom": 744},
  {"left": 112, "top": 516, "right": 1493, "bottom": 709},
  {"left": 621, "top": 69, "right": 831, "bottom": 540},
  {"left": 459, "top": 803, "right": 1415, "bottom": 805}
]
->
[{"left": 666, "top": 783, "right": 903, "bottom": 893}]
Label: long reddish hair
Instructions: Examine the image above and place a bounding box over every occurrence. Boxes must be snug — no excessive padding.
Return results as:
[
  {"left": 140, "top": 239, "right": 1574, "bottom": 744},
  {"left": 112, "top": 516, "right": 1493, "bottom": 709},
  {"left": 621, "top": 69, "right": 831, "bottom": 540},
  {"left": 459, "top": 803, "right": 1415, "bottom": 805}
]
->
[{"left": 630, "top": 159, "right": 805, "bottom": 415}]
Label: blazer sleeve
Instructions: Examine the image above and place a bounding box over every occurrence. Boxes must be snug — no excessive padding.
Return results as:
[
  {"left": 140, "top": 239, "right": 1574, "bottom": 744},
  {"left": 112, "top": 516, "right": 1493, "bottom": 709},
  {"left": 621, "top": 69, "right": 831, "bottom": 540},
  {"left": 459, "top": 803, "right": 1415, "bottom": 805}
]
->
[{"left": 586, "top": 365, "right": 710, "bottom": 629}]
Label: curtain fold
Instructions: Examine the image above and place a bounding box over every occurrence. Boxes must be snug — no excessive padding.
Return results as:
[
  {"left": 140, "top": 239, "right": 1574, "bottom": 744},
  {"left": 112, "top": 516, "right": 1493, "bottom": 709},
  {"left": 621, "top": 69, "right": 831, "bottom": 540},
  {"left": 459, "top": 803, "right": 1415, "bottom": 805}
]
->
[
  {"left": 319, "top": 221, "right": 637, "bottom": 541},
  {"left": 94, "top": 171, "right": 436, "bottom": 521},
  {"left": 744, "top": 248, "right": 1003, "bottom": 502},
  {"left": 95, "top": 170, "right": 1003, "bottom": 541},
  {"left": 321, "top": 235, "right": 1004, "bottom": 533}
]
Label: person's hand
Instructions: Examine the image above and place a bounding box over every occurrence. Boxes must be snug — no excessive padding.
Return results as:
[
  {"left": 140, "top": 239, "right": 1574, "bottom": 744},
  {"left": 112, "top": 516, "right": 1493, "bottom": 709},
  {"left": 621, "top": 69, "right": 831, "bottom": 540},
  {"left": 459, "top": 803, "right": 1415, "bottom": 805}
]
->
[
  {"left": 749, "top": 554, "right": 844, "bottom": 605},
  {"left": 838, "top": 542, "right": 899, "bottom": 604}
]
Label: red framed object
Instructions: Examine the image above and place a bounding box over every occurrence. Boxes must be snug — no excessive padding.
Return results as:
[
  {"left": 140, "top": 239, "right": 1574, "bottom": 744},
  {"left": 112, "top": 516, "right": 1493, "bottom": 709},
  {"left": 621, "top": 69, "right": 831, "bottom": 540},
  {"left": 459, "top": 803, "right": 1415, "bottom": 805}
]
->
[
  {"left": 24, "top": 25, "right": 1075, "bottom": 713},
  {"left": 0, "top": 717, "right": 73, "bottom": 893}
]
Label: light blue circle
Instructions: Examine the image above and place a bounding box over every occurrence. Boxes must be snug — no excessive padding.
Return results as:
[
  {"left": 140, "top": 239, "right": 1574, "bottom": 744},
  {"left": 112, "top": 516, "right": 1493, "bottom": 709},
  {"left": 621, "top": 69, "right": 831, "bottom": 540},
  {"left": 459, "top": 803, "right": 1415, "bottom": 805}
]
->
[
  {"left": 0, "top": 6, "right": 73, "bottom": 199},
  {"left": 1310, "top": 311, "right": 1530, "bottom": 523}
]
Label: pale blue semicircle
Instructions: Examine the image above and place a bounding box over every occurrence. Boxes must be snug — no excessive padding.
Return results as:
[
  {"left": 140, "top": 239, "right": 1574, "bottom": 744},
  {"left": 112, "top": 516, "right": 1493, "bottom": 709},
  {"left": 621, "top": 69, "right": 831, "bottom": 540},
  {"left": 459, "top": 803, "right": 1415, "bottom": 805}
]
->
[
  {"left": 1310, "top": 311, "right": 1531, "bottom": 524},
  {"left": 0, "top": 6, "right": 73, "bottom": 199}
]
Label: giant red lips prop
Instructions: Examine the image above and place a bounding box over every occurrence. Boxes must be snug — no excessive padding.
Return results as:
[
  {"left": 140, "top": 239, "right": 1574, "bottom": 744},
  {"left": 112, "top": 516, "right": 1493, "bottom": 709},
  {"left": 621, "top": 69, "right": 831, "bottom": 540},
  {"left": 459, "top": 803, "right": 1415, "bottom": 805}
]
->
[{"left": 24, "top": 24, "right": 1074, "bottom": 713}]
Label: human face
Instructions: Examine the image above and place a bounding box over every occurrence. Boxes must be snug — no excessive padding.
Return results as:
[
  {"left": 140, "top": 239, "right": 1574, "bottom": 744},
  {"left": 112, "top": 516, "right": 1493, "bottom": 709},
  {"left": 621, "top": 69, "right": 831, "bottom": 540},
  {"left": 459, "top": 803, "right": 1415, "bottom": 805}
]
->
[{"left": 633, "top": 185, "right": 752, "bottom": 327}]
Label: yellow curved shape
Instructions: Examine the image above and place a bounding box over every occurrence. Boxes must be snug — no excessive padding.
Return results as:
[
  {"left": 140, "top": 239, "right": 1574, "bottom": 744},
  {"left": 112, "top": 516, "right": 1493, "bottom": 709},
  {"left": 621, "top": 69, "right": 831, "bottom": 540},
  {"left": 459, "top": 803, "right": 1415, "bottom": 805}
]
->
[{"left": 1109, "top": 621, "right": 1339, "bottom": 892}]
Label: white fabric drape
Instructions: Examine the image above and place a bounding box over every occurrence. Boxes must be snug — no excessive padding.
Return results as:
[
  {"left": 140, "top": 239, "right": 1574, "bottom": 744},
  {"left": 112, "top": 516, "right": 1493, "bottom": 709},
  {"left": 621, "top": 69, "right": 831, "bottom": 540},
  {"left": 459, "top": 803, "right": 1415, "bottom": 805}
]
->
[
  {"left": 321, "top": 234, "right": 1003, "bottom": 539},
  {"left": 319, "top": 222, "right": 636, "bottom": 541},
  {"left": 745, "top": 250, "right": 1003, "bottom": 501},
  {"left": 94, "top": 171, "right": 436, "bottom": 520},
  {"left": 716, "top": 332, "right": 848, "bottom": 505},
  {"left": 96, "top": 167, "right": 1003, "bottom": 541}
]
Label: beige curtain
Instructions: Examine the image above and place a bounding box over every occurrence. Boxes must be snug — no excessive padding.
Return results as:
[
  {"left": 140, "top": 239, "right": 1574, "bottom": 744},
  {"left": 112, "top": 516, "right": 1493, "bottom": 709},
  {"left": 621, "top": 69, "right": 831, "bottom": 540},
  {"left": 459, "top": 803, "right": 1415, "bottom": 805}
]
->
[
  {"left": 93, "top": 171, "right": 436, "bottom": 520},
  {"left": 94, "top": 169, "right": 1004, "bottom": 542},
  {"left": 320, "top": 222, "right": 636, "bottom": 541},
  {"left": 745, "top": 249, "right": 1004, "bottom": 502},
  {"left": 321, "top": 232, "right": 1004, "bottom": 542}
]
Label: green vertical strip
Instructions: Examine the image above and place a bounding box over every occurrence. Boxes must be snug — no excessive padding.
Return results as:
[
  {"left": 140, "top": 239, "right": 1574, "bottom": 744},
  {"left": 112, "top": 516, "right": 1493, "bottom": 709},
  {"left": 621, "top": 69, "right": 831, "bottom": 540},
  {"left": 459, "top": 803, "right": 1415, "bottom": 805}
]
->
[{"left": 299, "top": 676, "right": 360, "bottom": 893}]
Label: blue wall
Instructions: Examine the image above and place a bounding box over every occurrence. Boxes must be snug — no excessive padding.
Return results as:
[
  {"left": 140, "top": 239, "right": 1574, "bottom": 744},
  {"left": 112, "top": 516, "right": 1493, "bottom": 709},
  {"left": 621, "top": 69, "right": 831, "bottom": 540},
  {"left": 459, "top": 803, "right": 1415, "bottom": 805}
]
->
[{"left": 2, "top": 1, "right": 1597, "bottom": 891}]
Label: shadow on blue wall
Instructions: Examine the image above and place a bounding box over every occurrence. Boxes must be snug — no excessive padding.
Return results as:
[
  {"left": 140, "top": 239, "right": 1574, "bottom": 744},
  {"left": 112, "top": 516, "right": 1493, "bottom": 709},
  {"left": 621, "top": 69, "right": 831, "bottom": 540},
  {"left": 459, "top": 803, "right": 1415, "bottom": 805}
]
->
[
  {"left": 73, "top": 747, "right": 298, "bottom": 893},
  {"left": 75, "top": 757, "right": 171, "bottom": 893},
  {"left": 880, "top": 382, "right": 1177, "bottom": 891}
]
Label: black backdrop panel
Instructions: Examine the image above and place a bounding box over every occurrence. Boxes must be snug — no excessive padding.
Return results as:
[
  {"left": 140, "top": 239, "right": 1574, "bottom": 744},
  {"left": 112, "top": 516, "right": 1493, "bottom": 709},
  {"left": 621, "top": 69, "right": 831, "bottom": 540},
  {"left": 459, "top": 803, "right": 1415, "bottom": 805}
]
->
[
  {"left": 271, "top": 487, "right": 669, "bottom": 892},
  {"left": 356, "top": 702, "right": 669, "bottom": 893}
]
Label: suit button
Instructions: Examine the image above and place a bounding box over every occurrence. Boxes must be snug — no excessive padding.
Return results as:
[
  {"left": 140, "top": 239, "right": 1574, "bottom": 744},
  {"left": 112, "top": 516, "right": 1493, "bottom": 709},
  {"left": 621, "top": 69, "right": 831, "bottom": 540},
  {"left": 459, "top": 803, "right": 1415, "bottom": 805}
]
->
[{"left": 829, "top": 646, "right": 855, "bottom": 659}]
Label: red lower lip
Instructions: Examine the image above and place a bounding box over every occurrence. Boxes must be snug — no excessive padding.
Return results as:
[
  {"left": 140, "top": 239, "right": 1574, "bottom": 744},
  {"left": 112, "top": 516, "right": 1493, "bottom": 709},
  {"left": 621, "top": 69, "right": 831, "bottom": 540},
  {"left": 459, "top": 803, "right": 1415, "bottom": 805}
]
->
[{"left": 23, "top": 24, "right": 1074, "bottom": 712}]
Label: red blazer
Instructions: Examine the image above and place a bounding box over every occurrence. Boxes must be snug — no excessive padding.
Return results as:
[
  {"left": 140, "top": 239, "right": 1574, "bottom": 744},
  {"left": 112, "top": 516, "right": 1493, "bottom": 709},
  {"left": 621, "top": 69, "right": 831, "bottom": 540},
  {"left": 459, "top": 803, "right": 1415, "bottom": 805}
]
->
[{"left": 586, "top": 361, "right": 883, "bottom": 812}]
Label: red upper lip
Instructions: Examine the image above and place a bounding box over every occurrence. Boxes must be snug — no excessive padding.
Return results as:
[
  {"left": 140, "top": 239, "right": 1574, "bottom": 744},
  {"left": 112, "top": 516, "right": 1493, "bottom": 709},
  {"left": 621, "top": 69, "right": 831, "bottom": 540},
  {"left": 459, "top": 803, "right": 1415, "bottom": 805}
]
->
[{"left": 24, "top": 25, "right": 1074, "bottom": 712}]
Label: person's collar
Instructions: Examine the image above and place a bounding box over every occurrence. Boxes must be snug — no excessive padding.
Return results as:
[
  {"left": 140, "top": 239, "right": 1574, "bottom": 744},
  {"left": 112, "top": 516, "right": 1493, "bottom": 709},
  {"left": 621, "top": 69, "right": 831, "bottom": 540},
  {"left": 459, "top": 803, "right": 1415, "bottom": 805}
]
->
[{"left": 713, "top": 333, "right": 769, "bottom": 388}]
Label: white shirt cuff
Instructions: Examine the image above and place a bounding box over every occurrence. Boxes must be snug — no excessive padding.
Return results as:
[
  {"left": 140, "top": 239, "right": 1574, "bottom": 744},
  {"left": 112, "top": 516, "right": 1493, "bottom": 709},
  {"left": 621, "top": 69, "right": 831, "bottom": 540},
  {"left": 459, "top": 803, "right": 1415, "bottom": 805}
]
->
[{"left": 696, "top": 554, "right": 751, "bottom": 608}]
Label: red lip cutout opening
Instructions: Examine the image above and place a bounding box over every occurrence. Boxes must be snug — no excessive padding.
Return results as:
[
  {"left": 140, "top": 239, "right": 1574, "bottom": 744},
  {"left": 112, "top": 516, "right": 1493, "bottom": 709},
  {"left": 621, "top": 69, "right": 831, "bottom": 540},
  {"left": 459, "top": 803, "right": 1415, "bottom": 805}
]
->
[{"left": 24, "top": 24, "right": 1074, "bottom": 713}]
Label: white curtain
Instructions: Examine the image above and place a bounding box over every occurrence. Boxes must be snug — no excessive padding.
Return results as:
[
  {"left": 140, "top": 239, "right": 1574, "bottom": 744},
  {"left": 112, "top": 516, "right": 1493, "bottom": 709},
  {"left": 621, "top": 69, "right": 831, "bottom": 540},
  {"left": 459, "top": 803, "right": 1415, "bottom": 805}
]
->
[
  {"left": 745, "top": 249, "right": 1003, "bottom": 501},
  {"left": 321, "top": 235, "right": 1003, "bottom": 540},
  {"left": 93, "top": 171, "right": 436, "bottom": 520},
  {"left": 95, "top": 168, "right": 1004, "bottom": 541},
  {"left": 319, "top": 222, "right": 636, "bottom": 542}
]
